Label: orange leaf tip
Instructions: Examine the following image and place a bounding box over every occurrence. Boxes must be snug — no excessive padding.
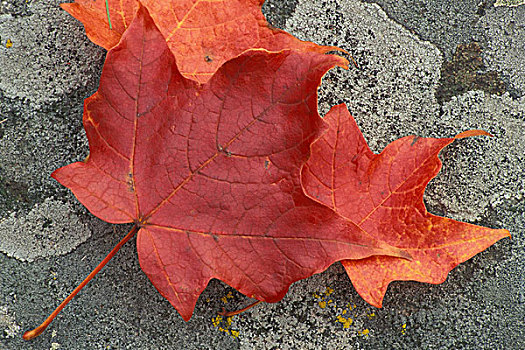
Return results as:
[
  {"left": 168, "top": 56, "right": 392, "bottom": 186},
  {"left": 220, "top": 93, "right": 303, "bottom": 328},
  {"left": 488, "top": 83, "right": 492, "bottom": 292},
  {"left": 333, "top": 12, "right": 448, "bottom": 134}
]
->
[{"left": 454, "top": 129, "right": 493, "bottom": 139}]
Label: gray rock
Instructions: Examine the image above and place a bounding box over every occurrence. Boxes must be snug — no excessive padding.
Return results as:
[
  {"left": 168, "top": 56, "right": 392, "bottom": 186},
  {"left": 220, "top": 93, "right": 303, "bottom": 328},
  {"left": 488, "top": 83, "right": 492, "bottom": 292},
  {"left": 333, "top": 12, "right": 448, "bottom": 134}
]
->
[
  {"left": 494, "top": 0, "right": 525, "bottom": 6},
  {"left": 0, "top": 1, "right": 105, "bottom": 108},
  {"left": 0, "top": 0, "right": 104, "bottom": 221},
  {"left": 363, "top": 0, "right": 525, "bottom": 97},
  {"left": 0, "top": 197, "right": 91, "bottom": 262},
  {"left": 427, "top": 91, "right": 525, "bottom": 223},
  {"left": 0, "top": 305, "right": 20, "bottom": 339},
  {"left": 479, "top": 5, "right": 525, "bottom": 97},
  {"left": 285, "top": 0, "right": 442, "bottom": 152},
  {"left": 363, "top": 0, "right": 488, "bottom": 59}
]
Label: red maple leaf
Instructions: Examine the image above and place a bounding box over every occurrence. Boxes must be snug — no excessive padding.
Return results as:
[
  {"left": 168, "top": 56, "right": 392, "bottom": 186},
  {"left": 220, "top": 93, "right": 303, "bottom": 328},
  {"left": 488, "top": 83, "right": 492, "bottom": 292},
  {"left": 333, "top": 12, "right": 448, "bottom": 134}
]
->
[
  {"left": 61, "top": 0, "right": 339, "bottom": 83},
  {"left": 22, "top": 7, "right": 410, "bottom": 339},
  {"left": 301, "top": 104, "right": 510, "bottom": 307}
]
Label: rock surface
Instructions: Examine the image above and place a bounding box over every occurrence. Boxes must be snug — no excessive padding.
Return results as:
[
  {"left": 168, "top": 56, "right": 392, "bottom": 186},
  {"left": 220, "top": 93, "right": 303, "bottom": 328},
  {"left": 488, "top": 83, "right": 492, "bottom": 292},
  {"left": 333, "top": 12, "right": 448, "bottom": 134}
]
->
[{"left": 1, "top": 0, "right": 523, "bottom": 349}]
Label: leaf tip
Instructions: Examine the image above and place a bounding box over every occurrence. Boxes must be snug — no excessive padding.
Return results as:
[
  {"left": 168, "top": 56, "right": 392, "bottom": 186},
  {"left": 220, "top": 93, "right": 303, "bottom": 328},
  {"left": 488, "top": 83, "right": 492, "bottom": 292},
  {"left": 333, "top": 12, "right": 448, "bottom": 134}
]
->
[
  {"left": 454, "top": 129, "right": 493, "bottom": 139},
  {"left": 366, "top": 296, "right": 383, "bottom": 309},
  {"left": 499, "top": 228, "right": 512, "bottom": 240}
]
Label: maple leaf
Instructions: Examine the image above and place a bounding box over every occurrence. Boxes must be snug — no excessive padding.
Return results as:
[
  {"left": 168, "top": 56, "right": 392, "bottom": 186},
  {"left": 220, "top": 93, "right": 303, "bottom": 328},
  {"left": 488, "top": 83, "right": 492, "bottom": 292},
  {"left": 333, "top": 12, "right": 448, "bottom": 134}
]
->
[
  {"left": 61, "top": 0, "right": 339, "bottom": 83},
  {"left": 301, "top": 104, "right": 510, "bottom": 307},
  {"left": 35, "top": 6, "right": 411, "bottom": 329}
]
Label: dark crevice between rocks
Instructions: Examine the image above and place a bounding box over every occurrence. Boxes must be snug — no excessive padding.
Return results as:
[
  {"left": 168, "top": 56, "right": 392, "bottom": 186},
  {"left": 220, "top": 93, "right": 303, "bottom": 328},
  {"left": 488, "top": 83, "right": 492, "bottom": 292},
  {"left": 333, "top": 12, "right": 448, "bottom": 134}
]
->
[
  {"left": 0, "top": 176, "right": 33, "bottom": 215},
  {"left": 261, "top": 0, "right": 299, "bottom": 30},
  {"left": 436, "top": 42, "right": 506, "bottom": 104}
]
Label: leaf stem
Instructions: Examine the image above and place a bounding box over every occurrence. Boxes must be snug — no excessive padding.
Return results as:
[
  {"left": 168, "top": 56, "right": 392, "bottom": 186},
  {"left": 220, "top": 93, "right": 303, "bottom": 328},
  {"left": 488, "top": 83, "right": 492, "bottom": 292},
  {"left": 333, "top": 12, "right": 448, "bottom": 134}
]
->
[
  {"left": 105, "top": 0, "right": 112, "bottom": 30},
  {"left": 219, "top": 300, "right": 263, "bottom": 317},
  {"left": 23, "top": 224, "right": 139, "bottom": 340}
]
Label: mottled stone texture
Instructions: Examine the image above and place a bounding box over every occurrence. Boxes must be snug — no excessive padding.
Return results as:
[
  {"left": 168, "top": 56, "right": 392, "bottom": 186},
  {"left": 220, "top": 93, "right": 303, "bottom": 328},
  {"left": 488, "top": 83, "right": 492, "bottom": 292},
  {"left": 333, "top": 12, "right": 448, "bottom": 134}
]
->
[{"left": 1, "top": 1, "right": 523, "bottom": 349}]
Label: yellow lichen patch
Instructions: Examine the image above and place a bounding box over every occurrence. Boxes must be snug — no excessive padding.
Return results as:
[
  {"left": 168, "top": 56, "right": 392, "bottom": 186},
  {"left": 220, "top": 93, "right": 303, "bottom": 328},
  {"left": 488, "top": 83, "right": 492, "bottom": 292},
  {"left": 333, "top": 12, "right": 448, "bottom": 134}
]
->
[
  {"left": 358, "top": 329, "right": 369, "bottom": 336},
  {"left": 401, "top": 323, "right": 407, "bottom": 335},
  {"left": 211, "top": 313, "right": 240, "bottom": 339},
  {"left": 336, "top": 315, "right": 353, "bottom": 329},
  {"left": 313, "top": 286, "right": 380, "bottom": 336},
  {"left": 314, "top": 286, "right": 337, "bottom": 310},
  {"left": 212, "top": 315, "right": 223, "bottom": 327},
  {"left": 220, "top": 291, "right": 234, "bottom": 304},
  {"left": 6, "top": 39, "right": 13, "bottom": 48}
]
